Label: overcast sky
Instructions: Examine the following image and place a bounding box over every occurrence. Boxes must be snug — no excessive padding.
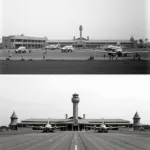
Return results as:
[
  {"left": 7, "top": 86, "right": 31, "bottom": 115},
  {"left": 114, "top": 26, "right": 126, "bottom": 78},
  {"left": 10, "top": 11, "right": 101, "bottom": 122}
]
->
[
  {"left": 1, "top": 0, "right": 150, "bottom": 40},
  {"left": 0, "top": 75, "right": 149, "bottom": 126}
]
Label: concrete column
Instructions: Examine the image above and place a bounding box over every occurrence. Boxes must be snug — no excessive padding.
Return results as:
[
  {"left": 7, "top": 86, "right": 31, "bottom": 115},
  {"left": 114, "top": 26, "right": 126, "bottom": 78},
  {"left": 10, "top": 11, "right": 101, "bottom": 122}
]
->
[
  {"left": 83, "top": 114, "right": 85, "bottom": 119},
  {"left": 14, "top": 37, "right": 16, "bottom": 49},
  {"left": 65, "top": 114, "right": 68, "bottom": 119}
]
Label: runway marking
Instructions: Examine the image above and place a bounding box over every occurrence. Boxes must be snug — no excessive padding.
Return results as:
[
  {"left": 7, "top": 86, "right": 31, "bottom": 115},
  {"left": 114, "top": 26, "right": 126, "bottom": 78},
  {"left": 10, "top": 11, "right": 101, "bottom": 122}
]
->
[{"left": 75, "top": 145, "right": 77, "bottom": 150}]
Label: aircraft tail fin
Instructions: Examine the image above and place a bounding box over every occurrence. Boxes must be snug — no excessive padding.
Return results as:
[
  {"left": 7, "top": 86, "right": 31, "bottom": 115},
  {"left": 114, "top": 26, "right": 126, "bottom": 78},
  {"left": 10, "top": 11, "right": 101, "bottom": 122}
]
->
[
  {"left": 48, "top": 118, "right": 50, "bottom": 124},
  {"left": 117, "top": 41, "right": 121, "bottom": 47},
  {"left": 102, "top": 118, "right": 105, "bottom": 124}
]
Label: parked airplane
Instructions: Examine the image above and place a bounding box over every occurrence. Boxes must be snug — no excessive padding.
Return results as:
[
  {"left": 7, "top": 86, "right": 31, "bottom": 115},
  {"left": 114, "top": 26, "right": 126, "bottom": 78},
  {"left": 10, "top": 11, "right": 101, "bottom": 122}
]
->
[
  {"left": 86, "top": 119, "right": 118, "bottom": 133},
  {"left": 44, "top": 44, "right": 60, "bottom": 50},
  {"left": 94, "top": 43, "right": 148, "bottom": 59},
  {"left": 61, "top": 45, "right": 74, "bottom": 53},
  {"left": 28, "top": 119, "right": 65, "bottom": 132},
  {"left": 15, "top": 46, "right": 27, "bottom": 53}
]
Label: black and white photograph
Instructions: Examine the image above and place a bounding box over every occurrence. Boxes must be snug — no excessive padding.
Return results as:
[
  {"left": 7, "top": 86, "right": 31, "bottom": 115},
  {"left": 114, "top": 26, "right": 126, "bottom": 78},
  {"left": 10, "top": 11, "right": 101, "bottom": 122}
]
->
[
  {"left": 0, "top": 0, "right": 150, "bottom": 74},
  {"left": 0, "top": 76, "right": 150, "bottom": 150},
  {"left": 0, "top": 0, "right": 150, "bottom": 150}
]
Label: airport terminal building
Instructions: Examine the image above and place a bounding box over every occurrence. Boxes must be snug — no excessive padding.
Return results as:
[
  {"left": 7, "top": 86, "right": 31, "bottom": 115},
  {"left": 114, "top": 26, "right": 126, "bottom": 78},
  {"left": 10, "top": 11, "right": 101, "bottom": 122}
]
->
[
  {"left": 2, "top": 25, "right": 133, "bottom": 49},
  {"left": 10, "top": 93, "right": 134, "bottom": 131},
  {"left": 2, "top": 35, "right": 47, "bottom": 49}
]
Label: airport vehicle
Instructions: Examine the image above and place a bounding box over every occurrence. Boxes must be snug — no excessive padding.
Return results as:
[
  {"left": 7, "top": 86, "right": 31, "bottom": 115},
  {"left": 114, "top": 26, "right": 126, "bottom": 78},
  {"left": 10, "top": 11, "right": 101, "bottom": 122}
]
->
[
  {"left": 28, "top": 119, "right": 65, "bottom": 132},
  {"left": 61, "top": 45, "right": 74, "bottom": 53},
  {"left": 95, "top": 44, "right": 148, "bottom": 59},
  {"left": 86, "top": 119, "right": 118, "bottom": 133},
  {"left": 15, "top": 46, "right": 27, "bottom": 53},
  {"left": 44, "top": 44, "right": 60, "bottom": 50}
]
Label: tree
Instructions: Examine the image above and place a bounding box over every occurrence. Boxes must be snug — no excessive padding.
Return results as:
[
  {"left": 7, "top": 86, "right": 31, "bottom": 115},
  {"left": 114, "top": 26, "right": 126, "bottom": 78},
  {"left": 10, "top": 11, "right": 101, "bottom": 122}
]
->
[
  {"left": 138, "top": 39, "right": 144, "bottom": 48},
  {"left": 139, "top": 39, "right": 143, "bottom": 44},
  {"left": 130, "top": 36, "right": 134, "bottom": 42}
]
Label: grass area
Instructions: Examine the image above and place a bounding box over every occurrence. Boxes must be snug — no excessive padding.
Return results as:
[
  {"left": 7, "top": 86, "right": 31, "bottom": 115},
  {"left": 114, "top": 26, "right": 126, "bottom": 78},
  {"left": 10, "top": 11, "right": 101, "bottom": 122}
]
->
[{"left": 0, "top": 60, "right": 149, "bottom": 74}]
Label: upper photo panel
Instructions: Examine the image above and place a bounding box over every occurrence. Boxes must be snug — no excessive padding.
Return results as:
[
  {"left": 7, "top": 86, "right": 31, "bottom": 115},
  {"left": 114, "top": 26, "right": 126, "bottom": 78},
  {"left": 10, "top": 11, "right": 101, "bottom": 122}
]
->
[{"left": 0, "top": 0, "right": 150, "bottom": 74}]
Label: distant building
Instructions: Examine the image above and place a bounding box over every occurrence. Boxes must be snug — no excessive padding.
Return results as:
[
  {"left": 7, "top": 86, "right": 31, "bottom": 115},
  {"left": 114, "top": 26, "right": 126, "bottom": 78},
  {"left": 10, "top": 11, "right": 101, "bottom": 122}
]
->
[
  {"left": 47, "top": 38, "right": 133, "bottom": 48},
  {"left": 16, "top": 93, "right": 132, "bottom": 131},
  {"left": 2, "top": 26, "right": 133, "bottom": 49},
  {"left": 133, "top": 111, "right": 142, "bottom": 130},
  {"left": 2, "top": 35, "right": 47, "bottom": 49},
  {"left": 47, "top": 25, "right": 133, "bottom": 48},
  {"left": 10, "top": 111, "right": 18, "bottom": 130}
]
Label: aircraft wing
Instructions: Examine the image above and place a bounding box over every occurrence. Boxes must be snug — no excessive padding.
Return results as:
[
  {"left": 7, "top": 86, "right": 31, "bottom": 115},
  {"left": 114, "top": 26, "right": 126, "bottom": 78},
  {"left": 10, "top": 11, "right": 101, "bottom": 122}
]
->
[
  {"left": 27, "top": 125, "right": 44, "bottom": 129},
  {"left": 106, "top": 124, "right": 118, "bottom": 130},
  {"left": 95, "top": 126, "right": 110, "bottom": 129},
  {"left": 85, "top": 126, "right": 106, "bottom": 129},
  {"left": 125, "top": 51, "right": 148, "bottom": 54},
  {"left": 109, "top": 126, "right": 118, "bottom": 130},
  {"left": 93, "top": 50, "right": 116, "bottom": 54}
]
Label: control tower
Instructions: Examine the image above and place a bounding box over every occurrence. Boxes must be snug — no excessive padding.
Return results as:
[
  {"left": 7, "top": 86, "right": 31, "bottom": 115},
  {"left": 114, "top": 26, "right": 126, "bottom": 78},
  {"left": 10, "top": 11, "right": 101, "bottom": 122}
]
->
[
  {"left": 72, "top": 93, "right": 80, "bottom": 126},
  {"left": 79, "top": 25, "right": 83, "bottom": 42}
]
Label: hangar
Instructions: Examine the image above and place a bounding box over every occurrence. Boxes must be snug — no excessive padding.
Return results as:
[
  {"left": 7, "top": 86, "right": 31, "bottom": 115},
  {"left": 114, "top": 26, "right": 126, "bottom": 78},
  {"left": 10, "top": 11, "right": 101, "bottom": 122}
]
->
[{"left": 10, "top": 93, "right": 136, "bottom": 131}]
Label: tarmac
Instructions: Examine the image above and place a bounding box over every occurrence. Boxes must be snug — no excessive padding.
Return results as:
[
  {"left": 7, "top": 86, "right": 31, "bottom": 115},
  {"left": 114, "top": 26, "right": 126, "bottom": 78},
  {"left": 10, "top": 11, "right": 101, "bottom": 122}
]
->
[
  {"left": 0, "top": 48, "right": 150, "bottom": 60},
  {"left": 0, "top": 130, "right": 150, "bottom": 150},
  {"left": 0, "top": 48, "right": 150, "bottom": 74}
]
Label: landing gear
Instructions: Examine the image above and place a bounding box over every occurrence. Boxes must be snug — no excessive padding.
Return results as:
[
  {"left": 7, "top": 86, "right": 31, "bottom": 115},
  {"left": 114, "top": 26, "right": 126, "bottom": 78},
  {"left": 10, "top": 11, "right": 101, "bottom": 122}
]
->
[
  {"left": 98, "top": 130, "right": 108, "bottom": 133},
  {"left": 133, "top": 53, "right": 141, "bottom": 60},
  {"left": 109, "top": 56, "right": 114, "bottom": 60}
]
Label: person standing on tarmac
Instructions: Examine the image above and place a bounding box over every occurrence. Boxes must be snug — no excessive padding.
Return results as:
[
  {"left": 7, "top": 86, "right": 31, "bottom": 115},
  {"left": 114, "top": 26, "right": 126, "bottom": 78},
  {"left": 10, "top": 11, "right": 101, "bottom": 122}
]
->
[
  {"left": 115, "top": 54, "right": 118, "bottom": 60},
  {"left": 43, "top": 55, "right": 45, "bottom": 60},
  {"left": 9, "top": 53, "right": 12, "bottom": 58}
]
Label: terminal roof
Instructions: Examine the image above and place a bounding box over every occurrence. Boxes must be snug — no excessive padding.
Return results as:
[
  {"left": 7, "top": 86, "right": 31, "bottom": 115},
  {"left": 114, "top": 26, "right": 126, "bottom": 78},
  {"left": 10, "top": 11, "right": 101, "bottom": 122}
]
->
[{"left": 20, "top": 118, "right": 130, "bottom": 124}]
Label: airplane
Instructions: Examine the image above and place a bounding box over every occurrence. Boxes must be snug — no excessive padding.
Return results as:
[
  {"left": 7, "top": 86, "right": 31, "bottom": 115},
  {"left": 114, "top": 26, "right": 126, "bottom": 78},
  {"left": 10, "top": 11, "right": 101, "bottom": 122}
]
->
[
  {"left": 15, "top": 46, "right": 27, "bottom": 53},
  {"left": 61, "top": 45, "right": 74, "bottom": 53},
  {"left": 44, "top": 44, "right": 60, "bottom": 50},
  {"left": 28, "top": 119, "right": 65, "bottom": 132},
  {"left": 94, "top": 43, "right": 148, "bottom": 60},
  {"left": 86, "top": 119, "right": 118, "bottom": 133}
]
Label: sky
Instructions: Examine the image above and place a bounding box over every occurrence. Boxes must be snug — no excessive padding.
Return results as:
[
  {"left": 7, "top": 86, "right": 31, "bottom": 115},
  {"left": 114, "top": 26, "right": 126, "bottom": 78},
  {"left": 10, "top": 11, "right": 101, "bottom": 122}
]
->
[
  {"left": 1, "top": 0, "right": 150, "bottom": 40},
  {"left": 0, "top": 75, "right": 150, "bottom": 126}
]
